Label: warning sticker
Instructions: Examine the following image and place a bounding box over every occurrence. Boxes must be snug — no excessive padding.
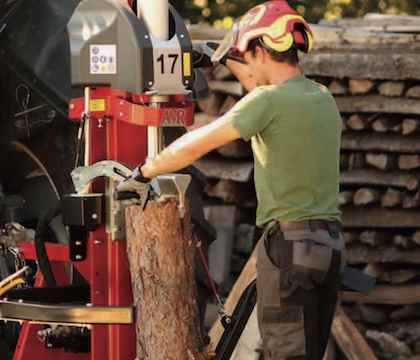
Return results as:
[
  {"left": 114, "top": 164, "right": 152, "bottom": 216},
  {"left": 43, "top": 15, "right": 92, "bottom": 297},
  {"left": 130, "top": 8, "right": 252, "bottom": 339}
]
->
[{"left": 90, "top": 45, "right": 117, "bottom": 75}]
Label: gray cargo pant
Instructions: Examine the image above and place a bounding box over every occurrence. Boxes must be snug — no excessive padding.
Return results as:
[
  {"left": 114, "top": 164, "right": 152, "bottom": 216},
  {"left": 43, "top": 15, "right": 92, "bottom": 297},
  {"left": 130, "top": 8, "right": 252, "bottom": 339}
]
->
[{"left": 256, "top": 221, "right": 346, "bottom": 360}]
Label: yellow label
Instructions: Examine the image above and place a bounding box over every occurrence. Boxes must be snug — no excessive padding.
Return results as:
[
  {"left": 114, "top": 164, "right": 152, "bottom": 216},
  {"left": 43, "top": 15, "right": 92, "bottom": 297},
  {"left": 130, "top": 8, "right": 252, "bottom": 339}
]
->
[
  {"left": 89, "top": 99, "right": 106, "bottom": 112},
  {"left": 183, "top": 52, "right": 191, "bottom": 77}
]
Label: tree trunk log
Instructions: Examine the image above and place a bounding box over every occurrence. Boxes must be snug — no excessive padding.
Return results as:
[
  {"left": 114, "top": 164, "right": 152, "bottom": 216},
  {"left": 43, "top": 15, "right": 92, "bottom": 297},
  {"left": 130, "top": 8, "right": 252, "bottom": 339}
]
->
[{"left": 125, "top": 200, "right": 213, "bottom": 360}]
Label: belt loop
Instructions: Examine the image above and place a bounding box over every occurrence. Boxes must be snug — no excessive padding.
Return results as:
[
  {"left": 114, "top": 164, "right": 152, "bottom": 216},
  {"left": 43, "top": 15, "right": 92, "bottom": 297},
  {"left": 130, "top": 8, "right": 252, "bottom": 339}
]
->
[
  {"left": 309, "top": 220, "right": 316, "bottom": 233},
  {"left": 327, "top": 221, "right": 339, "bottom": 239}
]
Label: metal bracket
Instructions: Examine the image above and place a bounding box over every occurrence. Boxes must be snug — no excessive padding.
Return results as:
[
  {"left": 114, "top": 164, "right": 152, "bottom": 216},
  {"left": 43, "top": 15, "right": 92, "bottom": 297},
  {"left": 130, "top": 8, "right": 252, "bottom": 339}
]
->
[{"left": 154, "top": 173, "right": 191, "bottom": 218}]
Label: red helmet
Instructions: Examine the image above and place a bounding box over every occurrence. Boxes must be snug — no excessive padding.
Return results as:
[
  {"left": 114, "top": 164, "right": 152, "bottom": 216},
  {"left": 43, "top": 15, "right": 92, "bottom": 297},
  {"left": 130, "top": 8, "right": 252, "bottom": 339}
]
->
[{"left": 212, "top": 1, "right": 313, "bottom": 62}]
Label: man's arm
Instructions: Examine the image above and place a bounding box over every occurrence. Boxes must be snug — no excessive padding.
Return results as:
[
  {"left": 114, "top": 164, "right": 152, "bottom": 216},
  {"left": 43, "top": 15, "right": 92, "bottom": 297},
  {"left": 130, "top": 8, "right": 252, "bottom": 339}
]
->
[{"left": 141, "top": 115, "right": 241, "bottom": 179}]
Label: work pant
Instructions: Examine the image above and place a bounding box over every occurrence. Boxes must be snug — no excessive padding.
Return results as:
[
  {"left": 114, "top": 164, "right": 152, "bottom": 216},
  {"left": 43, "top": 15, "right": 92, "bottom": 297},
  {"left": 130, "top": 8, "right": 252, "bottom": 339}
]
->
[{"left": 256, "top": 222, "right": 346, "bottom": 360}]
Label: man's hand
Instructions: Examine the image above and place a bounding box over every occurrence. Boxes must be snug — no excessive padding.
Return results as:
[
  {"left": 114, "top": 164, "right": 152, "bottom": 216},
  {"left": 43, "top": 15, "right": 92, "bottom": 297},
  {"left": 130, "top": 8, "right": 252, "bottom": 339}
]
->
[{"left": 116, "top": 164, "right": 150, "bottom": 208}]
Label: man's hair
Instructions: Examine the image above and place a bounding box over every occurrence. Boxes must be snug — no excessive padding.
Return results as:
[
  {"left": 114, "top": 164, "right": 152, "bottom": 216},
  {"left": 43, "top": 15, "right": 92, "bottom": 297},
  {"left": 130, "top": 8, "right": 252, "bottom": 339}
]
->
[{"left": 247, "top": 38, "right": 299, "bottom": 65}]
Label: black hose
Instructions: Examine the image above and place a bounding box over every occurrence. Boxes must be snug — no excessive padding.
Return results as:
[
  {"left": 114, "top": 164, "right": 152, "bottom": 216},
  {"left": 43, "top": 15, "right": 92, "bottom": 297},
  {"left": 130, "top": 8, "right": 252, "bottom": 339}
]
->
[{"left": 34, "top": 201, "right": 62, "bottom": 287}]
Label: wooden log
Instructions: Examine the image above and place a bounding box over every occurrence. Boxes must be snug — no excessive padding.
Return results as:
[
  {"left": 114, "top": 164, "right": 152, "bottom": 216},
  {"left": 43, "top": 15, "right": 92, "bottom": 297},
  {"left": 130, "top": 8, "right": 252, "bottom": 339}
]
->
[
  {"left": 359, "top": 230, "right": 392, "bottom": 246},
  {"left": 341, "top": 169, "right": 419, "bottom": 190},
  {"left": 349, "top": 79, "right": 376, "bottom": 95},
  {"left": 402, "top": 118, "right": 420, "bottom": 135},
  {"left": 206, "top": 179, "right": 255, "bottom": 205},
  {"left": 343, "top": 231, "right": 360, "bottom": 245},
  {"left": 392, "top": 235, "right": 413, "bottom": 248},
  {"left": 354, "top": 187, "right": 384, "bottom": 206},
  {"left": 197, "top": 92, "right": 224, "bottom": 116},
  {"left": 208, "top": 80, "right": 244, "bottom": 97},
  {"left": 390, "top": 305, "right": 420, "bottom": 320},
  {"left": 342, "top": 206, "right": 420, "bottom": 228},
  {"left": 402, "top": 191, "right": 420, "bottom": 208},
  {"left": 366, "top": 153, "right": 398, "bottom": 171},
  {"left": 329, "top": 79, "right": 348, "bottom": 95},
  {"left": 381, "top": 268, "right": 420, "bottom": 284},
  {"left": 331, "top": 306, "right": 377, "bottom": 360},
  {"left": 212, "top": 64, "right": 234, "bottom": 81},
  {"left": 125, "top": 201, "right": 212, "bottom": 359},
  {"left": 399, "top": 155, "right": 420, "bottom": 170},
  {"left": 216, "top": 139, "right": 252, "bottom": 159},
  {"left": 194, "top": 158, "right": 253, "bottom": 182},
  {"left": 341, "top": 131, "right": 420, "bottom": 153},
  {"left": 340, "top": 153, "right": 349, "bottom": 169},
  {"left": 346, "top": 244, "right": 420, "bottom": 264},
  {"left": 406, "top": 85, "right": 420, "bottom": 98},
  {"left": 319, "top": 14, "right": 420, "bottom": 29},
  {"left": 358, "top": 305, "right": 390, "bottom": 324},
  {"left": 338, "top": 190, "right": 355, "bottom": 206},
  {"left": 348, "top": 153, "right": 367, "bottom": 170},
  {"left": 343, "top": 284, "right": 420, "bottom": 305},
  {"left": 300, "top": 53, "right": 420, "bottom": 80},
  {"left": 346, "top": 114, "right": 372, "bottom": 130},
  {"left": 219, "top": 95, "right": 238, "bottom": 115},
  {"left": 362, "top": 263, "right": 385, "bottom": 279},
  {"left": 335, "top": 95, "right": 420, "bottom": 115},
  {"left": 371, "top": 117, "right": 402, "bottom": 133},
  {"left": 381, "top": 188, "right": 403, "bottom": 207},
  {"left": 412, "top": 230, "right": 420, "bottom": 245},
  {"left": 377, "top": 81, "right": 405, "bottom": 97}
]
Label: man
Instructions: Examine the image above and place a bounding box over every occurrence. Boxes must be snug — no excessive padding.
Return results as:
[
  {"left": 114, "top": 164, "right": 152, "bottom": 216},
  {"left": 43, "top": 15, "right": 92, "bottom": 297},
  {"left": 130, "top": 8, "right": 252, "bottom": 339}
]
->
[{"left": 119, "top": 1, "right": 346, "bottom": 358}]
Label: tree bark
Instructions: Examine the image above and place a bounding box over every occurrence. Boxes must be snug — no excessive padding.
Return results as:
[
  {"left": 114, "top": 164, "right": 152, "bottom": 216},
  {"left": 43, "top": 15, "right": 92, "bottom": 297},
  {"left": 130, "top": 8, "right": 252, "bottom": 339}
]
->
[{"left": 125, "top": 200, "right": 213, "bottom": 360}]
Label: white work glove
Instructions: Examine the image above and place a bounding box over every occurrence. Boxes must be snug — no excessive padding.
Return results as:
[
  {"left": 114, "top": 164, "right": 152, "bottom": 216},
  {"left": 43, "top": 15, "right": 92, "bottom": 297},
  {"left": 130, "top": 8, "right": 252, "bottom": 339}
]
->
[{"left": 116, "top": 164, "right": 150, "bottom": 209}]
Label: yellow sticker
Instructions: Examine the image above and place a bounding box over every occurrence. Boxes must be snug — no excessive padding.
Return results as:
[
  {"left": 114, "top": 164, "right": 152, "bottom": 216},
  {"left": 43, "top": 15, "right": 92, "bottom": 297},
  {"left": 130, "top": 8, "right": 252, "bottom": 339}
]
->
[
  {"left": 183, "top": 52, "right": 191, "bottom": 77},
  {"left": 89, "top": 99, "right": 105, "bottom": 112}
]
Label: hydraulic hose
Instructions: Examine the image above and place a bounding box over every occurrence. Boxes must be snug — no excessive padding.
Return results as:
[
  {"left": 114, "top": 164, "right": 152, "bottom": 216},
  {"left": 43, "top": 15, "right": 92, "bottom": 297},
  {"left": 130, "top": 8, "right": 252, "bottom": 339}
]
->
[{"left": 35, "top": 201, "right": 61, "bottom": 287}]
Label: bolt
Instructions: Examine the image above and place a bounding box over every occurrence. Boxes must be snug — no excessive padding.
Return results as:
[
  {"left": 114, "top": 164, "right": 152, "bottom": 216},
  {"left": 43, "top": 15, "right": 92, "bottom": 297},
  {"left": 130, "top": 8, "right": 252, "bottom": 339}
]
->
[
  {"left": 180, "top": 34, "right": 184, "bottom": 38},
  {"left": 75, "top": 240, "right": 82, "bottom": 246},
  {"left": 46, "top": 343, "right": 53, "bottom": 348},
  {"left": 95, "top": 290, "right": 101, "bottom": 295},
  {"left": 75, "top": 254, "right": 83, "bottom": 260},
  {"left": 94, "top": 239, "right": 102, "bottom": 245},
  {"left": 145, "top": 35, "right": 149, "bottom": 39},
  {"left": 69, "top": 103, "right": 75, "bottom": 110},
  {"left": 119, "top": 112, "right": 124, "bottom": 117},
  {"left": 185, "top": 80, "right": 190, "bottom": 85},
  {"left": 92, "top": 213, "right": 98, "bottom": 219},
  {"left": 148, "top": 81, "right": 153, "bottom": 86}
]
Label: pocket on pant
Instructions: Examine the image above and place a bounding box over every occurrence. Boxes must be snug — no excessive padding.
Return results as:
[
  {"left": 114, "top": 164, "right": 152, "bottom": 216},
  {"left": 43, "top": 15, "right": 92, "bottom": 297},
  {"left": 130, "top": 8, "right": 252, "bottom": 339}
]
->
[
  {"left": 289, "top": 241, "right": 333, "bottom": 290},
  {"left": 260, "top": 305, "right": 306, "bottom": 359}
]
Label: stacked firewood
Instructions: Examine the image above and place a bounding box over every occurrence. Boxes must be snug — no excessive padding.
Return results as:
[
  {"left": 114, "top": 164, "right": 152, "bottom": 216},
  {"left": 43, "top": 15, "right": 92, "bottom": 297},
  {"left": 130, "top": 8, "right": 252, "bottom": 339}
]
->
[{"left": 189, "top": 14, "right": 420, "bottom": 358}]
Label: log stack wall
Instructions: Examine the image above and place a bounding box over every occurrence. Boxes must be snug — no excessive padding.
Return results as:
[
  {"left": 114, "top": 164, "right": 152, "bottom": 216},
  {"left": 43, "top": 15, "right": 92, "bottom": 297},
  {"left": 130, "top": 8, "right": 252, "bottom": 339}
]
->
[{"left": 189, "top": 14, "right": 420, "bottom": 357}]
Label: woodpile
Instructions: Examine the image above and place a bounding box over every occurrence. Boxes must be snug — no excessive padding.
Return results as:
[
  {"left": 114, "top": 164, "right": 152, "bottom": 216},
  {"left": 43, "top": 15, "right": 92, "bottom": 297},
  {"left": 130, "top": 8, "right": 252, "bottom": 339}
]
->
[{"left": 189, "top": 13, "right": 420, "bottom": 359}]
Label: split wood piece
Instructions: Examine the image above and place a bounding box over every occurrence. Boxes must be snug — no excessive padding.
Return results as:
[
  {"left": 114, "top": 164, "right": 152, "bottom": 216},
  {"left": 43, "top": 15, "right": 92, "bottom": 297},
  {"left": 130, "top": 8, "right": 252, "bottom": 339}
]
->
[
  {"left": 331, "top": 306, "right": 377, "bottom": 360},
  {"left": 399, "top": 155, "right": 420, "bottom": 170},
  {"left": 343, "top": 231, "right": 360, "bottom": 245},
  {"left": 402, "top": 191, "right": 420, "bottom": 208},
  {"left": 354, "top": 187, "right": 384, "bottom": 206},
  {"left": 341, "top": 116, "right": 349, "bottom": 131},
  {"left": 125, "top": 201, "right": 213, "bottom": 360},
  {"left": 402, "top": 118, "right": 420, "bottom": 135},
  {"left": 208, "top": 80, "right": 244, "bottom": 97},
  {"left": 340, "top": 169, "right": 420, "bottom": 191},
  {"left": 381, "top": 268, "right": 420, "bottom": 284},
  {"left": 358, "top": 304, "right": 391, "bottom": 324},
  {"left": 219, "top": 95, "right": 238, "bottom": 115},
  {"left": 340, "top": 153, "right": 350, "bottom": 169},
  {"left": 319, "top": 14, "right": 420, "bottom": 29},
  {"left": 406, "top": 85, "right": 420, "bottom": 98},
  {"left": 346, "top": 114, "right": 373, "bottom": 131},
  {"left": 365, "top": 153, "right": 398, "bottom": 171},
  {"left": 349, "top": 79, "right": 376, "bottom": 95},
  {"left": 335, "top": 95, "right": 420, "bottom": 115},
  {"left": 348, "top": 152, "right": 366, "bottom": 170},
  {"left": 381, "top": 188, "right": 403, "bottom": 208},
  {"left": 216, "top": 139, "right": 252, "bottom": 159},
  {"left": 392, "top": 235, "right": 414, "bottom": 248},
  {"left": 190, "top": 113, "right": 218, "bottom": 131},
  {"left": 359, "top": 230, "right": 392, "bottom": 246},
  {"left": 346, "top": 244, "right": 420, "bottom": 265},
  {"left": 377, "top": 81, "right": 406, "bottom": 97},
  {"left": 412, "top": 231, "right": 420, "bottom": 245},
  {"left": 197, "top": 92, "right": 225, "bottom": 116},
  {"left": 371, "top": 117, "right": 402, "bottom": 133},
  {"left": 343, "top": 283, "right": 420, "bottom": 305},
  {"left": 390, "top": 305, "right": 420, "bottom": 320},
  {"left": 338, "top": 190, "right": 355, "bottom": 206},
  {"left": 300, "top": 53, "right": 420, "bottom": 81},
  {"left": 342, "top": 206, "right": 420, "bottom": 228},
  {"left": 208, "top": 248, "right": 257, "bottom": 349},
  {"left": 205, "top": 179, "right": 255, "bottom": 205},
  {"left": 341, "top": 131, "right": 420, "bottom": 153},
  {"left": 212, "top": 64, "right": 234, "bottom": 81},
  {"left": 362, "top": 263, "right": 385, "bottom": 279},
  {"left": 328, "top": 79, "right": 347, "bottom": 95},
  {"left": 194, "top": 158, "right": 253, "bottom": 183}
]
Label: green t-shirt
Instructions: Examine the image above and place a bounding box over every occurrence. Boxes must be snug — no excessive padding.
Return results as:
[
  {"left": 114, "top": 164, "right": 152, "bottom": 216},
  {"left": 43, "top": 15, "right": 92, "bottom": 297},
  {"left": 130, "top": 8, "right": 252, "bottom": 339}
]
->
[{"left": 228, "top": 74, "right": 342, "bottom": 227}]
